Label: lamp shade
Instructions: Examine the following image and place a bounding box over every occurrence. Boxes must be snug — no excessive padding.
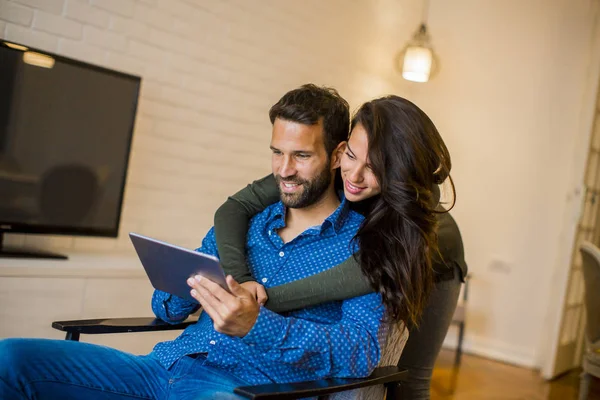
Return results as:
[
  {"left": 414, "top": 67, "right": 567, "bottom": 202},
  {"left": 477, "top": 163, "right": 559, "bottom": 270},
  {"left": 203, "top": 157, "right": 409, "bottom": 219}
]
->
[
  {"left": 402, "top": 46, "right": 433, "bottom": 82},
  {"left": 397, "top": 24, "right": 438, "bottom": 83}
]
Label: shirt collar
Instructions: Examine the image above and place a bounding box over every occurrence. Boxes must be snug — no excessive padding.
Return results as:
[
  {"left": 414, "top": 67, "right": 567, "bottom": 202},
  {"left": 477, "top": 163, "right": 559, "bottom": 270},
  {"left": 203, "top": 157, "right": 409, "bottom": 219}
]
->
[
  {"left": 266, "top": 195, "right": 351, "bottom": 236},
  {"left": 323, "top": 196, "right": 351, "bottom": 234}
]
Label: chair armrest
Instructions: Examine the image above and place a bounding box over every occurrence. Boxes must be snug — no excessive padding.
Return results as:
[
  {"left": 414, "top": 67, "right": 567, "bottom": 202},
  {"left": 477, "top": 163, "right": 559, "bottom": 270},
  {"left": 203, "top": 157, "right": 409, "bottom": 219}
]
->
[
  {"left": 52, "top": 317, "right": 197, "bottom": 336},
  {"left": 233, "top": 366, "right": 408, "bottom": 399}
]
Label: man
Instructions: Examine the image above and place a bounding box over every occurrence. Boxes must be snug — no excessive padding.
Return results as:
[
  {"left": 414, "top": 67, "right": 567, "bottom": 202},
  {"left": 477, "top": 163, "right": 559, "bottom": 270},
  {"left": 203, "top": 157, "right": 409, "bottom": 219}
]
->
[{"left": 0, "top": 84, "right": 386, "bottom": 399}]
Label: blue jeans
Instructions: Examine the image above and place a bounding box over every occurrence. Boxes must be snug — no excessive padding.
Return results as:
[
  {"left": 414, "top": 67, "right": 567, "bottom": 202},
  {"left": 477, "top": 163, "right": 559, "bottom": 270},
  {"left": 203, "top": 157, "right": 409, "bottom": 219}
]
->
[{"left": 0, "top": 338, "right": 249, "bottom": 400}]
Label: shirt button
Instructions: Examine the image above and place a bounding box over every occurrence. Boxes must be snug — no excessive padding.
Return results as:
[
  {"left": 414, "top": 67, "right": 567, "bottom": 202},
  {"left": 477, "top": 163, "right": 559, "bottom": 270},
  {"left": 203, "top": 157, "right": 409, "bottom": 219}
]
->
[
  {"left": 261, "top": 277, "right": 268, "bottom": 283},
  {"left": 209, "top": 340, "right": 216, "bottom": 345},
  {"left": 279, "top": 251, "right": 285, "bottom": 257},
  {"left": 268, "top": 230, "right": 272, "bottom": 235}
]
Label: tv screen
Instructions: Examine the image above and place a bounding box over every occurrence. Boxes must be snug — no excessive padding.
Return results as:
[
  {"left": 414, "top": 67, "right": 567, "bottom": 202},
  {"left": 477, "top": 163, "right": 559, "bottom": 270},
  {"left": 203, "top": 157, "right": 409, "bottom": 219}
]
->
[{"left": 0, "top": 40, "right": 140, "bottom": 248}]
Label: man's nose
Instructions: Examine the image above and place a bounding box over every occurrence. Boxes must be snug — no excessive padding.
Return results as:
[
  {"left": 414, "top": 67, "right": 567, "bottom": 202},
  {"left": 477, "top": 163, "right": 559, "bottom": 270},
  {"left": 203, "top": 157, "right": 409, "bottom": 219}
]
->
[{"left": 279, "top": 156, "right": 296, "bottom": 178}]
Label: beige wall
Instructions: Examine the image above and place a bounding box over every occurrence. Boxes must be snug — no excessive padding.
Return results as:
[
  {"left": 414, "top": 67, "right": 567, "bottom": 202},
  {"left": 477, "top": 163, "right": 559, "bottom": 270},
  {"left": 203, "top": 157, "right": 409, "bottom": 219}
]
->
[
  {"left": 2, "top": 0, "right": 599, "bottom": 369},
  {"left": 413, "top": 0, "right": 600, "bottom": 367}
]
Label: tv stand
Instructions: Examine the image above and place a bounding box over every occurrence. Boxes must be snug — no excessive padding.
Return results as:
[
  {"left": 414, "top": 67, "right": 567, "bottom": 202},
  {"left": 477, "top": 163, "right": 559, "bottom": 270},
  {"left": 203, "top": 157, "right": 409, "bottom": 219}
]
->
[{"left": 0, "top": 232, "right": 68, "bottom": 260}]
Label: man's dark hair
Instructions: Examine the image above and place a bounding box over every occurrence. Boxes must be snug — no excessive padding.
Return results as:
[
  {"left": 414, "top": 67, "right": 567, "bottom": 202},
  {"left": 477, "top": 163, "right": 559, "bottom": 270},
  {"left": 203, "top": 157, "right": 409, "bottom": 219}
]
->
[{"left": 269, "top": 84, "right": 350, "bottom": 156}]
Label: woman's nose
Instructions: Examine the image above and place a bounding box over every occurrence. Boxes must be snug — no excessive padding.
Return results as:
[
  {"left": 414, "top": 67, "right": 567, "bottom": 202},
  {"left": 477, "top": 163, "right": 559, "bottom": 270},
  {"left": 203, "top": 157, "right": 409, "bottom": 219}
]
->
[{"left": 348, "top": 165, "right": 364, "bottom": 183}]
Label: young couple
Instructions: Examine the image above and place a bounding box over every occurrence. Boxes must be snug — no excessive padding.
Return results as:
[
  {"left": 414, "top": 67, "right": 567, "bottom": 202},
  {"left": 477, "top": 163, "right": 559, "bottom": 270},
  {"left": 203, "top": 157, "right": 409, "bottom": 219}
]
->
[{"left": 0, "top": 84, "right": 466, "bottom": 400}]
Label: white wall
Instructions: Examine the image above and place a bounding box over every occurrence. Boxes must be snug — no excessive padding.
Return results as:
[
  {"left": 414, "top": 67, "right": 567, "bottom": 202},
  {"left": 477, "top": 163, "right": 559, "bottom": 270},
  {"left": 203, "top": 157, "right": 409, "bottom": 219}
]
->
[
  {"left": 0, "top": 0, "right": 416, "bottom": 253},
  {"left": 414, "top": 0, "right": 600, "bottom": 367}
]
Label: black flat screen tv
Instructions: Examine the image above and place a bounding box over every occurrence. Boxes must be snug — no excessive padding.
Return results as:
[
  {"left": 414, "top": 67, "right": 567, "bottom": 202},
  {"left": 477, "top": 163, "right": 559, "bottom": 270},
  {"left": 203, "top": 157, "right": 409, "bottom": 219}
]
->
[{"left": 0, "top": 40, "right": 140, "bottom": 259}]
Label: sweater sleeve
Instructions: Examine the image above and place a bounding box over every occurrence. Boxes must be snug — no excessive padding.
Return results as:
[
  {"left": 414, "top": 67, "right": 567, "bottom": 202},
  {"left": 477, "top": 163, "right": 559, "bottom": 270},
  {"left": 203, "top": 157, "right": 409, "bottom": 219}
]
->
[
  {"left": 214, "top": 174, "right": 279, "bottom": 283},
  {"left": 265, "top": 255, "right": 374, "bottom": 313}
]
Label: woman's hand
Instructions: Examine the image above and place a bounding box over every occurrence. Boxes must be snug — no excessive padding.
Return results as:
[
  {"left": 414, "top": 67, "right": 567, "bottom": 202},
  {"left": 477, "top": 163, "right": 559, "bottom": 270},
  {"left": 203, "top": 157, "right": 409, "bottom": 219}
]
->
[{"left": 240, "top": 281, "right": 268, "bottom": 306}]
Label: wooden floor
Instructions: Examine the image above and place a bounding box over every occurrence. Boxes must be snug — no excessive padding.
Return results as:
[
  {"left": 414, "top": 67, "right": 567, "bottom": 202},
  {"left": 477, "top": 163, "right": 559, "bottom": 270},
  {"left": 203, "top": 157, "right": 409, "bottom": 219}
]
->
[{"left": 430, "top": 349, "right": 600, "bottom": 400}]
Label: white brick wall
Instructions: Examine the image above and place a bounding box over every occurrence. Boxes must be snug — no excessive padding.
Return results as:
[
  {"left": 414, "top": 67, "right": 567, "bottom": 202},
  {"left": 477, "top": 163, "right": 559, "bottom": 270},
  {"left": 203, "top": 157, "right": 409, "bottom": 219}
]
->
[
  {"left": 4, "top": 20, "right": 59, "bottom": 51},
  {"left": 91, "top": 0, "right": 135, "bottom": 17},
  {"left": 10, "top": 0, "right": 64, "bottom": 14},
  {"left": 0, "top": 0, "right": 417, "bottom": 252},
  {"left": 65, "top": 0, "right": 110, "bottom": 28},
  {"left": 84, "top": 24, "right": 126, "bottom": 51},
  {"left": 0, "top": 1, "right": 33, "bottom": 26},
  {"left": 33, "top": 10, "right": 82, "bottom": 38}
]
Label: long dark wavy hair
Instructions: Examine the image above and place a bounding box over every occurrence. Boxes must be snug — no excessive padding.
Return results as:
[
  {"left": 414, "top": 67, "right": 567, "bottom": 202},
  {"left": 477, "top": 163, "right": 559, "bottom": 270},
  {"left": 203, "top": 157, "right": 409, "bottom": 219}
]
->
[{"left": 352, "top": 95, "right": 455, "bottom": 326}]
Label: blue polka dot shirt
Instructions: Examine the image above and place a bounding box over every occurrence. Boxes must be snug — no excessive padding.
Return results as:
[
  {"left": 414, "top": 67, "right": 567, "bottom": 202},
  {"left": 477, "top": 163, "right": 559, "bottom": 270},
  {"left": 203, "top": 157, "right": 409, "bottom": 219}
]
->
[{"left": 150, "top": 198, "right": 387, "bottom": 385}]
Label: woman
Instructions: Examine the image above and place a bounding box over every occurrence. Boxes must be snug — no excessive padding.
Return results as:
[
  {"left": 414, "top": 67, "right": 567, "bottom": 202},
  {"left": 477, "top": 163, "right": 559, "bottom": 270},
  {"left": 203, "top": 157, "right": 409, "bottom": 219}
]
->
[{"left": 214, "top": 95, "right": 467, "bottom": 400}]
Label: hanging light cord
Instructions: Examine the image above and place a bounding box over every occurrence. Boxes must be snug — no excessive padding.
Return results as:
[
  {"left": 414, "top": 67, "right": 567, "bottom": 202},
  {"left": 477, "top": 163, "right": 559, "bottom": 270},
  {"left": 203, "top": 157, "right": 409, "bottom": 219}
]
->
[{"left": 421, "top": 0, "right": 430, "bottom": 24}]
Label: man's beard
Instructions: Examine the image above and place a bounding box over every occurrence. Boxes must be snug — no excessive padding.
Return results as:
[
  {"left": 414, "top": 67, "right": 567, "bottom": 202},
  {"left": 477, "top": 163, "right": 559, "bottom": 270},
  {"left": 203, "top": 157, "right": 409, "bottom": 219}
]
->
[{"left": 275, "top": 166, "right": 332, "bottom": 209}]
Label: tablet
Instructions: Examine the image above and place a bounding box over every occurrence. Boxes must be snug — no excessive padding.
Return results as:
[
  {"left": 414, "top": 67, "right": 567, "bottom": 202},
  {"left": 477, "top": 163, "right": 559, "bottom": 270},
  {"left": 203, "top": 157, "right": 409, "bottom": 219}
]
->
[{"left": 129, "top": 232, "right": 228, "bottom": 303}]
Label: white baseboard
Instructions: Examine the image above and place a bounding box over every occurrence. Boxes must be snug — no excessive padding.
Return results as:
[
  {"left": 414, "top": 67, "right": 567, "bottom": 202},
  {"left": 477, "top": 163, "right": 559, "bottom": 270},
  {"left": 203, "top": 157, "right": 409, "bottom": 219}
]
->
[{"left": 442, "top": 330, "right": 538, "bottom": 369}]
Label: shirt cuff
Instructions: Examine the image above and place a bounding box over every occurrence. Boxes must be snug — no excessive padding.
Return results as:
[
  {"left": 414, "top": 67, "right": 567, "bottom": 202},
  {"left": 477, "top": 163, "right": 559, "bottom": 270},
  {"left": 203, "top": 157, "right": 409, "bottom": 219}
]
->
[
  {"left": 163, "top": 295, "right": 195, "bottom": 321},
  {"left": 241, "top": 306, "right": 286, "bottom": 352}
]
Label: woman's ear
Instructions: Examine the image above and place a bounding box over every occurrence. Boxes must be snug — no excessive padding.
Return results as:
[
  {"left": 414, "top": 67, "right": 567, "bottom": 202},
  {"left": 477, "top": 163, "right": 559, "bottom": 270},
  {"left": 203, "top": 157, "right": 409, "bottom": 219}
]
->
[{"left": 330, "top": 141, "right": 347, "bottom": 169}]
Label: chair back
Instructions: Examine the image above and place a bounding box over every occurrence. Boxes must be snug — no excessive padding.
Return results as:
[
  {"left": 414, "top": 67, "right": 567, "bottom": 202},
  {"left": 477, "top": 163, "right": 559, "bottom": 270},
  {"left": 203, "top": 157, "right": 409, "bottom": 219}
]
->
[
  {"left": 580, "top": 241, "right": 600, "bottom": 345},
  {"left": 329, "top": 321, "right": 409, "bottom": 400}
]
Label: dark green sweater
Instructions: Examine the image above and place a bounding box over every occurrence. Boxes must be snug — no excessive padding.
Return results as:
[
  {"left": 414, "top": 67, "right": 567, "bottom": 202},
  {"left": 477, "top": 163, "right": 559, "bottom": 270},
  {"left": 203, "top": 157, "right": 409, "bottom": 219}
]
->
[{"left": 214, "top": 174, "right": 467, "bottom": 313}]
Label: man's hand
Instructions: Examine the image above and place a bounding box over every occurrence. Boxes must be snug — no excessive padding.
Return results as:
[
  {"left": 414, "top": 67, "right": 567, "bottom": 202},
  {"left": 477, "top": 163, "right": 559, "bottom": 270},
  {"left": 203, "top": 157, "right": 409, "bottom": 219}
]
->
[
  {"left": 187, "top": 275, "right": 260, "bottom": 337},
  {"left": 240, "top": 281, "right": 268, "bottom": 306}
]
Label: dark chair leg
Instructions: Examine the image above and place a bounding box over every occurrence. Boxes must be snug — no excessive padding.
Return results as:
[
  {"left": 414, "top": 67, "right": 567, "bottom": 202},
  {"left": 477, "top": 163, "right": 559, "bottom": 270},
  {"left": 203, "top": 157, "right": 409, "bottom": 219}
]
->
[
  {"left": 385, "top": 381, "right": 400, "bottom": 400},
  {"left": 65, "top": 331, "right": 80, "bottom": 341},
  {"left": 579, "top": 371, "right": 591, "bottom": 400},
  {"left": 454, "top": 322, "right": 464, "bottom": 368}
]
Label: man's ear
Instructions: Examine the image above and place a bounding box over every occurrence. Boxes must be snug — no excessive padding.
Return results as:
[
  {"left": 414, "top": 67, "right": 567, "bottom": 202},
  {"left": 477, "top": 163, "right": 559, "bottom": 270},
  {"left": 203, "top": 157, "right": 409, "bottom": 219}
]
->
[{"left": 330, "top": 141, "right": 347, "bottom": 169}]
